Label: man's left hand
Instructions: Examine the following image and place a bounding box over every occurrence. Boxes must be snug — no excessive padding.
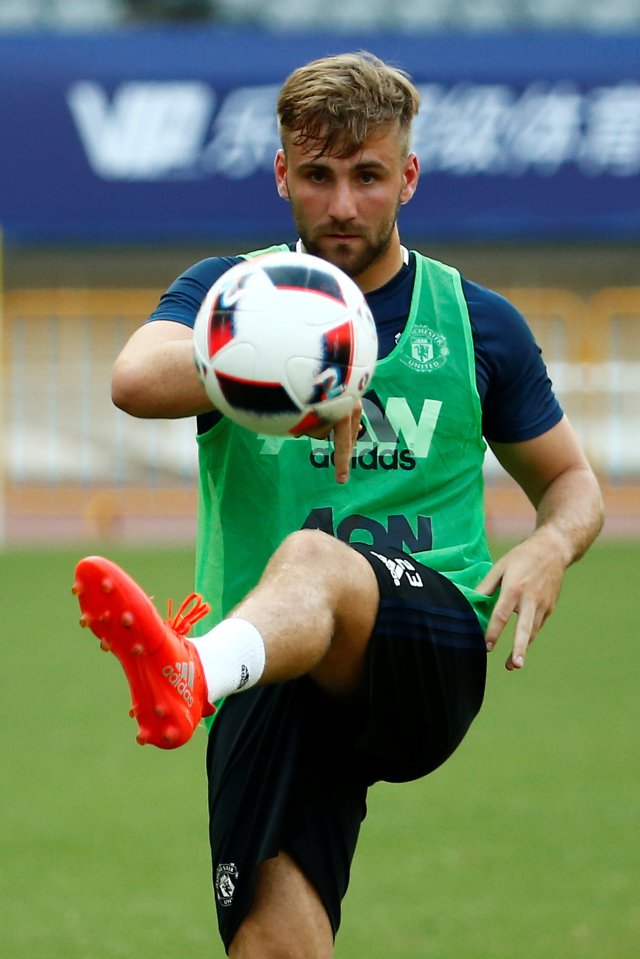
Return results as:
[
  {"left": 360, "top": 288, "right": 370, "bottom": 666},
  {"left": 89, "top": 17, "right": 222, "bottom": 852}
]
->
[{"left": 476, "top": 530, "right": 567, "bottom": 670}]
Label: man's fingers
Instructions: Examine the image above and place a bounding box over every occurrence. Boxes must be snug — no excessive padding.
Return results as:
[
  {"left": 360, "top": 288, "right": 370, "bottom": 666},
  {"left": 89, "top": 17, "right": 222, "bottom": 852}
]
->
[
  {"left": 333, "top": 403, "right": 362, "bottom": 484},
  {"left": 303, "top": 403, "right": 361, "bottom": 483},
  {"left": 481, "top": 539, "right": 564, "bottom": 670},
  {"left": 484, "top": 597, "right": 512, "bottom": 652},
  {"left": 505, "top": 601, "right": 547, "bottom": 670},
  {"left": 477, "top": 563, "right": 504, "bottom": 652},
  {"left": 476, "top": 565, "right": 502, "bottom": 597},
  {"left": 505, "top": 605, "right": 534, "bottom": 669}
]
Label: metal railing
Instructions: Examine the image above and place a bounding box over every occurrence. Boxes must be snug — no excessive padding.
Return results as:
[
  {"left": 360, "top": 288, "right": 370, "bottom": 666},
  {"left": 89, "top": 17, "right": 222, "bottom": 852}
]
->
[{"left": 2, "top": 285, "right": 639, "bottom": 540}]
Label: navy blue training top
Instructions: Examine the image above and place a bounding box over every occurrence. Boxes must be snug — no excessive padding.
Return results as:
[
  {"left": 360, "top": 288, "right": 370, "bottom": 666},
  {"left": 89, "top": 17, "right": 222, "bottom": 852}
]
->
[{"left": 147, "top": 249, "right": 563, "bottom": 441}]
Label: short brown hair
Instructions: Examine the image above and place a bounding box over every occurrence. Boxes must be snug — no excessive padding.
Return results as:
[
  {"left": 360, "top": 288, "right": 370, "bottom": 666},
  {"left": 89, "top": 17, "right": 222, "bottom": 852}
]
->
[{"left": 277, "top": 51, "right": 420, "bottom": 159}]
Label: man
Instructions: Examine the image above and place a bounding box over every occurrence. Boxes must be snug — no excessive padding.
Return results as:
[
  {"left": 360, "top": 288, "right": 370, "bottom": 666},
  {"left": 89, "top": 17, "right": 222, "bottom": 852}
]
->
[{"left": 73, "top": 52, "right": 604, "bottom": 958}]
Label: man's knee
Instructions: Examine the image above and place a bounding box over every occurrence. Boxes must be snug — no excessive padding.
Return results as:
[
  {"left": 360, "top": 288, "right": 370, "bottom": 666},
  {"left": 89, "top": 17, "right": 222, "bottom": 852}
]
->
[{"left": 275, "top": 528, "right": 341, "bottom": 568}]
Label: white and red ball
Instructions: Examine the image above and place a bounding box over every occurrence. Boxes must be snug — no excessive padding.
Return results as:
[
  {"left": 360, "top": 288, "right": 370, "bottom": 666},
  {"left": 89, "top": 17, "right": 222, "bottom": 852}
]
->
[{"left": 193, "top": 251, "right": 378, "bottom": 436}]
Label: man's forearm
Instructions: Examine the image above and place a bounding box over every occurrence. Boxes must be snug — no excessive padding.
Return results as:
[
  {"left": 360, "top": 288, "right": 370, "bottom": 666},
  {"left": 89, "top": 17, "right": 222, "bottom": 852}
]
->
[
  {"left": 112, "top": 335, "right": 214, "bottom": 420},
  {"left": 534, "top": 464, "right": 605, "bottom": 568}
]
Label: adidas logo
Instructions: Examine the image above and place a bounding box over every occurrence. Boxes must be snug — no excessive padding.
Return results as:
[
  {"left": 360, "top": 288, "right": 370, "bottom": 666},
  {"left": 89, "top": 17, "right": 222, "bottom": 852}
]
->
[
  {"left": 162, "top": 661, "right": 195, "bottom": 707},
  {"left": 309, "top": 445, "right": 416, "bottom": 472}
]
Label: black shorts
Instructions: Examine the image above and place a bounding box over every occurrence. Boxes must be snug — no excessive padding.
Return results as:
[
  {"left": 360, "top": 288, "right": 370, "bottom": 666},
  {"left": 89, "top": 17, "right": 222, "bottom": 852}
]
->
[{"left": 206, "top": 544, "right": 487, "bottom": 952}]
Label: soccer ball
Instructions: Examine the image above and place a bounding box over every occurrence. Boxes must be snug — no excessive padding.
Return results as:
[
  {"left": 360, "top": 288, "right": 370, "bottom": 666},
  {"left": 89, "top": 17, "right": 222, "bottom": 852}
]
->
[{"left": 193, "top": 251, "right": 378, "bottom": 436}]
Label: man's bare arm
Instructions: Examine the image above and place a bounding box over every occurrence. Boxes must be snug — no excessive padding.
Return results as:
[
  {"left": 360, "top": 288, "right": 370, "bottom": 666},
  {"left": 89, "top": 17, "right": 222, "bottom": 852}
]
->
[
  {"left": 111, "top": 318, "right": 360, "bottom": 483},
  {"left": 111, "top": 321, "right": 214, "bottom": 419},
  {"left": 477, "top": 416, "right": 604, "bottom": 669}
]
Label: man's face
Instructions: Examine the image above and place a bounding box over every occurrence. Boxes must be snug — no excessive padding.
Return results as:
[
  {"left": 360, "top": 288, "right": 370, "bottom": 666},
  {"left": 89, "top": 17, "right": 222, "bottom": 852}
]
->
[{"left": 274, "top": 125, "right": 419, "bottom": 290}]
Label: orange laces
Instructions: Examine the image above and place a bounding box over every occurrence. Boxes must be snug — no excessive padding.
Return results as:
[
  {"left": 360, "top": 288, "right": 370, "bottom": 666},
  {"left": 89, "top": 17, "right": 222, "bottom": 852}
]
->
[{"left": 166, "top": 593, "right": 211, "bottom": 636}]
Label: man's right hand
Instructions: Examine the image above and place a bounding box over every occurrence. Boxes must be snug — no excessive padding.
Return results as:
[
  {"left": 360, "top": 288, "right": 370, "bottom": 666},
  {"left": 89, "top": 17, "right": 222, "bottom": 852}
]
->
[{"left": 304, "top": 400, "right": 362, "bottom": 484}]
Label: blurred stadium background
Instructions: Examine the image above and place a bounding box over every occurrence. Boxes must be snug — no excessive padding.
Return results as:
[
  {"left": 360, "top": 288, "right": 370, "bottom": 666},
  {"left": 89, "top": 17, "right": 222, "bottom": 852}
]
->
[
  {"left": 1, "top": 0, "right": 639, "bottom": 545},
  {"left": 2, "top": 1, "right": 640, "bottom": 546}
]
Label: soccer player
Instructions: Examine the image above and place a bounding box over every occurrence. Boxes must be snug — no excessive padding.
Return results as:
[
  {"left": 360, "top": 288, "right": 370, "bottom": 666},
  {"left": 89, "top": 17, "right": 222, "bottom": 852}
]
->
[{"left": 73, "top": 52, "right": 604, "bottom": 958}]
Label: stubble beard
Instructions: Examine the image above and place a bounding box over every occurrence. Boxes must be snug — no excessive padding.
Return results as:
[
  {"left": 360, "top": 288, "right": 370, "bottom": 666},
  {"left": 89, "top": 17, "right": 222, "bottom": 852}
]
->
[{"left": 293, "top": 199, "right": 402, "bottom": 281}]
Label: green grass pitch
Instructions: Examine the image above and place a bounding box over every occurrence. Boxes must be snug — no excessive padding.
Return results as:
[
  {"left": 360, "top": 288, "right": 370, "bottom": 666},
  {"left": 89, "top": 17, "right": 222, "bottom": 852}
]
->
[{"left": 1, "top": 539, "right": 638, "bottom": 958}]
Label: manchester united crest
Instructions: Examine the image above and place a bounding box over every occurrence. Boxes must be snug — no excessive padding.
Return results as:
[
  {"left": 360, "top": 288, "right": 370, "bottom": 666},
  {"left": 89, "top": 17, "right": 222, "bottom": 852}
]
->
[
  {"left": 215, "top": 862, "right": 239, "bottom": 907},
  {"left": 401, "top": 325, "right": 449, "bottom": 372}
]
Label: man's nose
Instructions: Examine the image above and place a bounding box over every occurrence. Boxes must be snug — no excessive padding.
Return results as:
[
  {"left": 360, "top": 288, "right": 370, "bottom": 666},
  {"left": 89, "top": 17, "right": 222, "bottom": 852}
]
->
[{"left": 327, "top": 182, "right": 357, "bottom": 221}]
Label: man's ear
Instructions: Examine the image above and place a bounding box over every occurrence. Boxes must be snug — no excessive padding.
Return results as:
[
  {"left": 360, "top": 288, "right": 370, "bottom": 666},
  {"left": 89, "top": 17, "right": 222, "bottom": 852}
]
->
[
  {"left": 274, "top": 149, "right": 290, "bottom": 200},
  {"left": 400, "top": 153, "right": 420, "bottom": 205}
]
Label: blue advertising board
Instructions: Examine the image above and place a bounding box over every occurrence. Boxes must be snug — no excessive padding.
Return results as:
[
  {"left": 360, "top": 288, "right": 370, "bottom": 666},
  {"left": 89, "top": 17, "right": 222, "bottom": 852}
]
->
[{"left": 1, "top": 28, "right": 639, "bottom": 244}]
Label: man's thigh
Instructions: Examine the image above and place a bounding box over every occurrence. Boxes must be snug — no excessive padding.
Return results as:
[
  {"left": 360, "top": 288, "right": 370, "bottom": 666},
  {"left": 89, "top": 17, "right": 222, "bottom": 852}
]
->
[
  {"left": 229, "top": 851, "right": 333, "bottom": 959},
  {"left": 349, "top": 543, "right": 488, "bottom": 783},
  {"left": 206, "top": 680, "right": 367, "bottom": 953}
]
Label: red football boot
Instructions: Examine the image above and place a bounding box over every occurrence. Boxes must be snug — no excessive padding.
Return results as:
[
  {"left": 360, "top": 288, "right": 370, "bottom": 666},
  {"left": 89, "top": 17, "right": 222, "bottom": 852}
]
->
[{"left": 72, "top": 555, "right": 215, "bottom": 749}]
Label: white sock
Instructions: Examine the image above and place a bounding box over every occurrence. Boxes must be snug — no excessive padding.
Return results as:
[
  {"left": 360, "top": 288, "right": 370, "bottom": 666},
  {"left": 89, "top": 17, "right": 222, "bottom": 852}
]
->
[{"left": 191, "top": 618, "right": 266, "bottom": 703}]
